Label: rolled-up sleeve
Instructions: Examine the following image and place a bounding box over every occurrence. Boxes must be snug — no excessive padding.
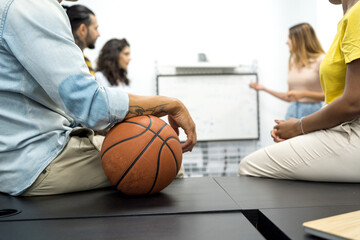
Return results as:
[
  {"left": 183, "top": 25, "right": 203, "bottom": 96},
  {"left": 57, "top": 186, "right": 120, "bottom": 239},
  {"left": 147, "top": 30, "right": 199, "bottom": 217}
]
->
[
  {"left": 58, "top": 75, "right": 128, "bottom": 129},
  {"left": 104, "top": 86, "right": 129, "bottom": 125}
]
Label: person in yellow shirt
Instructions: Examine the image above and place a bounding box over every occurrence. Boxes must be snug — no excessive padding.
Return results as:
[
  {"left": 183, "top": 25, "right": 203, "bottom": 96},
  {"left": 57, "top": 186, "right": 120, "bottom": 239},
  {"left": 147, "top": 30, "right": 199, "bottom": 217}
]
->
[
  {"left": 239, "top": 0, "right": 360, "bottom": 182},
  {"left": 63, "top": 4, "right": 100, "bottom": 75}
]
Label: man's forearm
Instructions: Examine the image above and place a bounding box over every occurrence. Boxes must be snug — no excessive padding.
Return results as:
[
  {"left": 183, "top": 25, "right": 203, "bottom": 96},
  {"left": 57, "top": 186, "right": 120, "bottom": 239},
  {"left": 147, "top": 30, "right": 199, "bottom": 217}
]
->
[{"left": 125, "top": 94, "right": 180, "bottom": 119}]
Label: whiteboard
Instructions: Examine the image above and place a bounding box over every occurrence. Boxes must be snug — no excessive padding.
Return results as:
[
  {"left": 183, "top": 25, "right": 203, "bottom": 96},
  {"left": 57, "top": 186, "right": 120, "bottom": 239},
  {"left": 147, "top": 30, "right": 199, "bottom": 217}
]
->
[{"left": 157, "top": 74, "right": 259, "bottom": 142}]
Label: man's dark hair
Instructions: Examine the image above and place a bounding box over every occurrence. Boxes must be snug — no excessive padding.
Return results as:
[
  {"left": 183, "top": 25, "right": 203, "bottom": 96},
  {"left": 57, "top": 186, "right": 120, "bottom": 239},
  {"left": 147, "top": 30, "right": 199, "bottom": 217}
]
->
[{"left": 62, "top": 5, "right": 95, "bottom": 32}]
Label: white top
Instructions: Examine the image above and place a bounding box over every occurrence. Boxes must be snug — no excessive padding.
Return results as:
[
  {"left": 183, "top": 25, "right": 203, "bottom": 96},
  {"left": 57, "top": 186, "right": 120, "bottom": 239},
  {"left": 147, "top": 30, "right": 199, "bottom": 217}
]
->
[{"left": 95, "top": 71, "right": 132, "bottom": 93}]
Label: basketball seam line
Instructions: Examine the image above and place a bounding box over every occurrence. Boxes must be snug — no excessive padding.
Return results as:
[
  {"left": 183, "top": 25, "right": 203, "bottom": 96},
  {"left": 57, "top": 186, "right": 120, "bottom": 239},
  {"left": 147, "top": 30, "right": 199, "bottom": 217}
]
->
[
  {"left": 101, "top": 116, "right": 153, "bottom": 159},
  {"left": 124, "top": 119, "right": 180, "bottom": 145},
  {"left": 146, "top": 136, "right": 180, "bottom": 195},
  {"left": 115, "top": 122, "right": 167, "bottom": 189}
]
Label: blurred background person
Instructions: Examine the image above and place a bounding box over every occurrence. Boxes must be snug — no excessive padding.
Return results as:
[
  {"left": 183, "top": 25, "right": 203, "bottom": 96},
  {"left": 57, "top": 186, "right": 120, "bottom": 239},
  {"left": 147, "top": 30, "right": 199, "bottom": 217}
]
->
[
  {"left": 63, "top": 4, "right": 100, "bottom": 75},
  {"left": 95, "top": 38, "right": 132, "bottom": 92},
  {"left": 250, "top": 23, "right": 325, "bottom": 119}
]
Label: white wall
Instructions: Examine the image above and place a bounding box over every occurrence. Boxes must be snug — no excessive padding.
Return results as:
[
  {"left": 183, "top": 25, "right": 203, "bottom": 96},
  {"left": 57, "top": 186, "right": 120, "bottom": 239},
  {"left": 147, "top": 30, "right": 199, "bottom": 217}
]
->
[
  {"left": 64, "top": 0, "right": 343, "bottom": 148},
  {"left": 316, "top": 1, "right": 343, "bottom": 51}
]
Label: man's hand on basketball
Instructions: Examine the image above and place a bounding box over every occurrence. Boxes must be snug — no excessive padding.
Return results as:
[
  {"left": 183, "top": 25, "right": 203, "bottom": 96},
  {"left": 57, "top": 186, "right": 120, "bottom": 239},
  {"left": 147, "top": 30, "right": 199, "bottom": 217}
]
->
[
  {"left": 126, "top": 94, "right": 196, "bottom": 152},
  {"left": 168, "top": 100, "right": 197, "bottom": 153}
]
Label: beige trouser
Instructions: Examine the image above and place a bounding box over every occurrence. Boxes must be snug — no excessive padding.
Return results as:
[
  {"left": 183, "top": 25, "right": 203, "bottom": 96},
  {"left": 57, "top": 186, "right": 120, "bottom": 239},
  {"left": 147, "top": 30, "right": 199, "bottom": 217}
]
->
[
  {"left": 23, "top": 129, "right": 185, "bottom": 196},
  {"left": 239, "top": 118, "right": 360, "bottom": 182}
]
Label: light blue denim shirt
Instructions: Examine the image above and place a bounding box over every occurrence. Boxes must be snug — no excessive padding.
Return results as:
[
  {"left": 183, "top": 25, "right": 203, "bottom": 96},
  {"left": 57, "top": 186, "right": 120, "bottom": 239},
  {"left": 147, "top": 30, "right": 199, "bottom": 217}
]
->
[{"left": 0, "top": 0, "right": 129, "bottom": 195}]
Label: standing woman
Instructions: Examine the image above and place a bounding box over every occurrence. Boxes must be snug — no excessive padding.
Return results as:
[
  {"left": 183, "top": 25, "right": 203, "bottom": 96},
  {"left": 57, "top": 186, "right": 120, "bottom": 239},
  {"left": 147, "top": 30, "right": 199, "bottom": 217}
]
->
[
  {"left": 96, "top": 38, "right": 132, "bottom": 92},
  {"left": 250, "top": 23, "right": 325, "bottom": 119},
  {"left": 239, "top": 0, "right": 360, "bottom": 182}
]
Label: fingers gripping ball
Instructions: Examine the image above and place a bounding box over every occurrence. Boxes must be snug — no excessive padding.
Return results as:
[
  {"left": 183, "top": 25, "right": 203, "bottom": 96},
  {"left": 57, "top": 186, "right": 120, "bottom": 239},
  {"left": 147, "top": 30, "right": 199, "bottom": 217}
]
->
[{"left": 101, "top": 115, "right": 182, "bottom": 196}]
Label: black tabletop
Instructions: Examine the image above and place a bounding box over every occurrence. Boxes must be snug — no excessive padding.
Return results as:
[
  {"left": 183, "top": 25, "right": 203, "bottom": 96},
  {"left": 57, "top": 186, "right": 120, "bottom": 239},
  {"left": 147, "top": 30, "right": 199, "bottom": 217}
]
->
[
  {"left": 0, "top": 177, "right": 239, "bottom": 221},
  {"left": 0, "top": 212, "right": 265, "bottom": 240},
  {"left": 2, "top": 176, "right": 360, "bottom": 240},
  {"left": 214, "top": 176, "right": 360, "bottom": 209}
]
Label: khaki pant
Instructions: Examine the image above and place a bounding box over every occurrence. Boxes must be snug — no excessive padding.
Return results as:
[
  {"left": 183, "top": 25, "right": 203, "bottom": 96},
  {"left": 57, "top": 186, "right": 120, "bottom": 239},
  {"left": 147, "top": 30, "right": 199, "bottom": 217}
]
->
[
  {"left": 23, "top": 129, "right": 185, "bottom": 196},
  {"left": 239, "top": 118, "right": 360, "bottom": 182}
]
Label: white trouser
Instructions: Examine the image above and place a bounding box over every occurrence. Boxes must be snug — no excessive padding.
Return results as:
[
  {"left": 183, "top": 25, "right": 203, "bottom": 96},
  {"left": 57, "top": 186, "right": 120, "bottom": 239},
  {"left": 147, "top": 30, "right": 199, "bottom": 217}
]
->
[{"left": 239, "top": 118, "right": 360, "bottom": 182}]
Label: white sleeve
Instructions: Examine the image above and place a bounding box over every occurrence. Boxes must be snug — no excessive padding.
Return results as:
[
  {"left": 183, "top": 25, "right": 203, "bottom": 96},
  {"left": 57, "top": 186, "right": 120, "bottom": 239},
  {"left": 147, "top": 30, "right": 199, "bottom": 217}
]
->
[{"left": 95, "top": 72, "right": 111, "bottom": 87}]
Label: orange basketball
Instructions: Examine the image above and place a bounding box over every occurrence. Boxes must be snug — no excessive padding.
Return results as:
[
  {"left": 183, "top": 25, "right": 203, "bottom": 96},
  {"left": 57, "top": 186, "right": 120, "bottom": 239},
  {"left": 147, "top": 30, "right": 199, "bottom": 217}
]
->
[{"left": 101, "top": 115, "right": 182, "bottom": 196}]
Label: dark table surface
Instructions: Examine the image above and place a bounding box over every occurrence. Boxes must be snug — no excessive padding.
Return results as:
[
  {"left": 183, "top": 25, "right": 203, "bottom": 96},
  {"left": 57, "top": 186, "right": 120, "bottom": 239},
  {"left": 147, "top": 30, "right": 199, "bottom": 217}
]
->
[
  {"left": 0, "top": 177, "right": 239, "bottom": 221},
  {"left": 214, "top": 176, "right": 360, "bottom": 209},
  {"left": 0, "top": 212, "right": 265, "bottom": 240},
  {"left": 259, "top": 205, "right": 360, "bottom": 240},
  {"left": 1, "top": 176, "right": 360, "bottom": 240}
]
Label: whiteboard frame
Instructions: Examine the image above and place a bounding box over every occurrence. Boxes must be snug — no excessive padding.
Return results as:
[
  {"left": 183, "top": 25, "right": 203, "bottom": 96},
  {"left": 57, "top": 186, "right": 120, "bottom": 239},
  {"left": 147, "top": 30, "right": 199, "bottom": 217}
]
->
[{"left": 156, "top": 73, "right": 260, "bottom": 142}]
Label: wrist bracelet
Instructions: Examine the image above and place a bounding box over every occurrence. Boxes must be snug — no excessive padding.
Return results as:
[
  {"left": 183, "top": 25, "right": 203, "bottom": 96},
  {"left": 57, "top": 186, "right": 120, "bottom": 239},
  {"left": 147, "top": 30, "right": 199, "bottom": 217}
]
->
[{"left": 299, "top": 117, "right": 305, "bottom": 135}]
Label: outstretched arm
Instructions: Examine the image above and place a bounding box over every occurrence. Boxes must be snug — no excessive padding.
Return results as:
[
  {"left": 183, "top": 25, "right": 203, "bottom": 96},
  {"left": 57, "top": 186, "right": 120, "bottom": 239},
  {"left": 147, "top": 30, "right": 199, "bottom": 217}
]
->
[
  {"left": 126, "top": 94, "right": 197, "bottom": 153},
  {"left": 249, "top": 82, "right": 290, "bottom": 102}
]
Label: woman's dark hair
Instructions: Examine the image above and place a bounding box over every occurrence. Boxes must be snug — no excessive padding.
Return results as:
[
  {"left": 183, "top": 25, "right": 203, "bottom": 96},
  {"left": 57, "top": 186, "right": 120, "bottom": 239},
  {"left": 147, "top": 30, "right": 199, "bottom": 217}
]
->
[
  {"left": 62, "top": 5, "right": 95, "bottom": 32},
  {"left": 96, "top": 38, "right": 130, "bottom": 86}
]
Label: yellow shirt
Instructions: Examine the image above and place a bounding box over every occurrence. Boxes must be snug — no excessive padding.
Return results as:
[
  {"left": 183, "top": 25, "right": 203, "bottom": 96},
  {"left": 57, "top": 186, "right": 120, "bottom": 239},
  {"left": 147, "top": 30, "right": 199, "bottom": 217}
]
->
[
  {"left": 320, "top": 1, "right": 360, "bottom": 104},
  {"left": 84, "top": 55, "right": 95, "bottom": 76}
]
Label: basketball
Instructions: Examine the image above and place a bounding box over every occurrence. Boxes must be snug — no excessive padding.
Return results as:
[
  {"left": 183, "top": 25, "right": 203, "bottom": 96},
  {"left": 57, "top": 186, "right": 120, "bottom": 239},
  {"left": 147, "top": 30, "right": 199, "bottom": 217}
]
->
[{"left": 100, "top": 115, "right": 182, "bottom": 196}]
